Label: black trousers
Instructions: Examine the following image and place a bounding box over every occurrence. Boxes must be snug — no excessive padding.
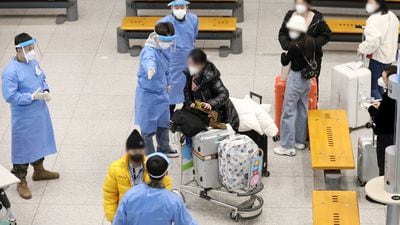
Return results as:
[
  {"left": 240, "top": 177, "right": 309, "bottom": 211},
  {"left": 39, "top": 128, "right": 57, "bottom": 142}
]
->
[
  {"left": 377, "top": 134, "right": 394, "bottom": 176},
  {"left": 169, "top": 104, "right": 176, "bottom": 117}
]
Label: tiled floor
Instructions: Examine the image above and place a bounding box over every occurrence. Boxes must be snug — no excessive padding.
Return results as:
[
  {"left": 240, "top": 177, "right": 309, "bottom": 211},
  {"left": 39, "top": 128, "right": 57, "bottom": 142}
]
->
[{"left": 0, "top": 0, "right": 390, "bottom": 224}]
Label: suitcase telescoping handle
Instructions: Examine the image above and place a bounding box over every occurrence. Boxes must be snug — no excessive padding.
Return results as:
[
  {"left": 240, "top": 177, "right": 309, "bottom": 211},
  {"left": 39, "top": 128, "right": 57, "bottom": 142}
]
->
[
  {"left": 249, "top": 92, "right": 262, "bottom": 104},
  {"left": 355, "top": 24, "right": 366, "bottom": 62}
]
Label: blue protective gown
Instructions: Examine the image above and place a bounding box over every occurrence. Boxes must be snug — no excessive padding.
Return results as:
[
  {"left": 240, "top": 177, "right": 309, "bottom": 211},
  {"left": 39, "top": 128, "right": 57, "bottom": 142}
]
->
[
  {"left": 159, "top": 13, "right": 199, "bottom": 104},
  {"left": 2, "top": 58, "right": 57, "bottom": 164},
  {"left": 112, "top": 184, "right": 198, "bottom": 225},
  {"left": 135, "top": 35, "right": 171, "bottom": 134}
]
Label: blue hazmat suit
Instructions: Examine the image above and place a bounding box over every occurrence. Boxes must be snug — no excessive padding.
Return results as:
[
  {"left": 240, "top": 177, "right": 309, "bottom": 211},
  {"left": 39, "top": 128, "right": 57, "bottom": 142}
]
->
[
  {"left": 135, "top": 33, "right": 171, "bottom": 134},
  {"left": 158, "top": 13, "right": 198, "bottom": 104},
  {"left": 2, "top": 58, "right": 57, "bottom": 164},
  {"left": 112, "top": 183, "right": 198, "bottom": 225}
]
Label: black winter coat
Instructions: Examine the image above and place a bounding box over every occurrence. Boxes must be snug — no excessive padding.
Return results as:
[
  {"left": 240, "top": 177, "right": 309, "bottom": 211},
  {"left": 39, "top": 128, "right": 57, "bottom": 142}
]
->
[
  {"left": 183, "top": 61, "right": 239, "bottom": 130},
  {"left": 368, "top": 92, "right": 396, "bottom": 135},
  {"left": 278, "top": 10, "right": 331, "bottom": 60}
]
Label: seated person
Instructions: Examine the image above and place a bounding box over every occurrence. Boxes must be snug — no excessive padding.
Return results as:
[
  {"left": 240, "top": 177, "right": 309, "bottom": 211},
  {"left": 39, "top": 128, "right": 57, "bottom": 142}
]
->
[
  {"left": 368, "top": 65, "right": 397, "bottom": 176},
  {"left": 183, "top": 48, "right": 239, "bottom": 130},
  {"left": 102, "top": 129, "right": 172, "bottom": 222},
  {"left": 112, "top": 153, "right": 198, "bottom": 225}
]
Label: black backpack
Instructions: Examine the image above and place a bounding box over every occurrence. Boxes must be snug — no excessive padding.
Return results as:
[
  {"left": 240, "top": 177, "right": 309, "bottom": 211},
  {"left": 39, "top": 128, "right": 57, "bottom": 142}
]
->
[{"left": 170, "top": 108, "right": 210, "bottom": 137}]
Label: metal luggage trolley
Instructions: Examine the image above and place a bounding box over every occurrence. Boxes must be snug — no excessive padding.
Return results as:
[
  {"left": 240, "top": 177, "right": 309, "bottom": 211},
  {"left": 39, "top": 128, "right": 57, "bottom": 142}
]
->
[
  {"left": 171, "top": 133, "right": 264, "bottom": 222},
  {"left": 0, "top": 165, "right": 19, "bottom": 225}
]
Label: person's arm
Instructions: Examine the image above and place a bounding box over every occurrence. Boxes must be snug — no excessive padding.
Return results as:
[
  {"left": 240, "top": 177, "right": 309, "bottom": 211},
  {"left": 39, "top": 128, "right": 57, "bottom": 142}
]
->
[
  {"left": 206, "top": 77, "right": 229, "bottom": 109},
  {"left": 2, "top": 70, "right": 34, "bottom": 105},
  {"left": 314, "top": 18, "right": 332, "bottom": 48},
  {"left": 183, "top": 74, "right": 194, "bottom": 107},
  {"left": 173, "top": 199, "right": 199, "bottom": 225},
  {"left": 141, "top": 49, "right": 157, "bottom": 77},
  {"left": 112, "top": 198, "right": 128, "bottom": 225},
  {"left": 278, "top": 11, "right": 293, "bottom": 51},
  {"left": 281, "top": 44, "right": 295, "bottom": 66},
  {"left": 194, "top": 15, "right": 199, "bottom": 40},
  {"left": 103, "top": 166, "right": 120, "bottom": 222},
  {"left": 358, "top": 15, "right": 385, "bottom": 55}
]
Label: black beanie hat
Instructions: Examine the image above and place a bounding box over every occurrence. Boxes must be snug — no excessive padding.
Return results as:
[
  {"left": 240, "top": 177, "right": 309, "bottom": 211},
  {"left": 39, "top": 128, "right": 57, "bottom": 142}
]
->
[{"left": 126, "top": 129, "right": 145, "bottom": 150}]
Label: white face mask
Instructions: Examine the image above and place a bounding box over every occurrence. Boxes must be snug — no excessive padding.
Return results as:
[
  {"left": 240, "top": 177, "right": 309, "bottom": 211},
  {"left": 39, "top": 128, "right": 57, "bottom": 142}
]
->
[
  {"left": 173, "top": 9, "right": 187, "bottom": 20},
  {"left": 159, "top": 41, "right": 173, "bottom": 50},
  {"left": 289, "top": 30, "right": 301, "bottom": 40},
  {"left": 188, "top": 66, "right": 200, "bottom": 76},
  {"left": 366, "top": 3, "right": 377, "bottom": 14},
  {"left": 378, "top": 77, "right": 387, "bottom": 89},
  {"left": 25, "top": 50, "right": 36, "bottom": 61},
  {"left": 295, "top": 4, "right": 307, "bottom": 14}
]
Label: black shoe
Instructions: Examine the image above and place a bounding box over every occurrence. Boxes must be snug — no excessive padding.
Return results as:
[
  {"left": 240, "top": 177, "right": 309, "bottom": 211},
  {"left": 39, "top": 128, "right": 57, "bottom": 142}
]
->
[
  {"left": 166, "top": 150, "right": 179, "bottom": 158},
  {"left": 366, "top": 195, "right": 386, "bottom": 205}
]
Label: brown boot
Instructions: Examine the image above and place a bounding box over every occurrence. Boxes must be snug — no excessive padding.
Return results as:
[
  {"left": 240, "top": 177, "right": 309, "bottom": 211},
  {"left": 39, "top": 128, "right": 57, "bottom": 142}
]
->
[
  {"left": 17, "top": 177, "right": 32, "bottom": 200},
  {"left": 32, "top": 160, "right": 60, "bottom": 181},
  {"left": 11, "top": 164, "right": 32, "bottom": 199}
]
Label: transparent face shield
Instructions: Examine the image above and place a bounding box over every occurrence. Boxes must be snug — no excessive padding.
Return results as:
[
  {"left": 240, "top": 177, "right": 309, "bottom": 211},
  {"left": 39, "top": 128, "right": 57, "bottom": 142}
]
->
[
  {"left": 157, "top": 34, "right": 176, "bottom": 54},
  {"left": 15, "top": 38, "right": 43, "bottom": 63}
]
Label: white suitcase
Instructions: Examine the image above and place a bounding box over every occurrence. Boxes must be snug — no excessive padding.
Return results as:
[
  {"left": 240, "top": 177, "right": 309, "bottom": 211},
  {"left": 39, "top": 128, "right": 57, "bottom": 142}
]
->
[
  {"left": 331, "top": 62, "right": 371, "bottom": 129},
  {"left": 357, "top": 135, "right": 379, "bottom": 186},
  {"left": 192, "top": 128, "right": 231, "bottom": 156},
  {"left": 192, "top": 151, "right": 222, "bottom": 189},
  {"left": 218, "top": 134, "right": 262, "bottom": 192}
]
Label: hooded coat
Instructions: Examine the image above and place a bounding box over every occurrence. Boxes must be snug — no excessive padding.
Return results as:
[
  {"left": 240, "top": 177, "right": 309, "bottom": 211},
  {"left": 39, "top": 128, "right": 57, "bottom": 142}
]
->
[{"left": 183, "top": 61, "right": 239, "bottom": 130}]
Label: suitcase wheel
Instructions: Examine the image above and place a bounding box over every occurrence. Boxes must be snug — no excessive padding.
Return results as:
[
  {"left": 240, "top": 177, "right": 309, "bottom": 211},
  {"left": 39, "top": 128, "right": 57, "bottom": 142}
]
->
[
  {"left": 229, "top": 210, "right": 241, "bottom": 222},
  {"left": 272, "top": 135, "right": 280, "bottom": 142},
  {"left": 356, "top": 177, "right": 366, "bottom": 187}
]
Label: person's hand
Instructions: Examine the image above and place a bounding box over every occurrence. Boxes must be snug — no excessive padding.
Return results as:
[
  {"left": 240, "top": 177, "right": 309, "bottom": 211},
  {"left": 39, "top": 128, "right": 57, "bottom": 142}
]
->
[
  {"left": 31, "top": 88, "right": 46, "bottom": 100},
  {"left": 148, "top": 68, "right": 155, "bottom": 80},
  {"left": 372, "top": 101, "right": 381, "bottom": 108},
  {"left": 190, "top": 103, "right": 195, "bottom": 108},
  {"left": 201, "top": 102, "right": 212, "bottom": 111},
  {"left": 167, "top": 85, "right": 172, "bottom": 94},
  {"left": 43, "top": 91, "right": 51, "bottom": 102}
]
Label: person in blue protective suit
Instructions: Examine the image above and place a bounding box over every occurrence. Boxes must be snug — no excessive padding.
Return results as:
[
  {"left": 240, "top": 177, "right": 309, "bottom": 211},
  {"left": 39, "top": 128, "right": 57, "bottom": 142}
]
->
[
  {"left": 112, "top": 153, "right": 198, "bottom": 225},
  {"left": 135, "top": 22, "right": 179, "bottom": 158},
  {"left": 1, "top": 33, "right": 59, "bottom": 200},
  {"left": 158, "top": 0, "right": 199, "bottom": 116}
]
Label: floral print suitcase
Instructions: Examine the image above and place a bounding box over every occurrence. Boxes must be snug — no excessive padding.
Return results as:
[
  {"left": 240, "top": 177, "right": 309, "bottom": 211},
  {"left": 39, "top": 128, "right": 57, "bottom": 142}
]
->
[{"left": 218, "top": 134, "right": 263, "bottom": 192}]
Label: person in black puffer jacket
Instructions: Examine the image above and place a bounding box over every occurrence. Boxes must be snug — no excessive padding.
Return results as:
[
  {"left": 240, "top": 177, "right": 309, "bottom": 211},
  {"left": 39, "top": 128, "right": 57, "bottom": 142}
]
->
[
  {"left": 368, "top": 65, "right": 397, "bottom": 176},
  {"left": 278, "top": 0, "right": 331, "bottom": 96},
  {"left": 183, "top": 48, "right": 239, "bottom": 131}
]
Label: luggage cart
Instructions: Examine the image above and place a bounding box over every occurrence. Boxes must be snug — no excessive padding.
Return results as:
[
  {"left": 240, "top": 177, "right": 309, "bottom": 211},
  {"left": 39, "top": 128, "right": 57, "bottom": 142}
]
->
[
  {"left": 0, "top": 188, "right": 16, "bottom": 225},
  {"left": 172, "top": 134, "right": 264, "bottom": 222}
]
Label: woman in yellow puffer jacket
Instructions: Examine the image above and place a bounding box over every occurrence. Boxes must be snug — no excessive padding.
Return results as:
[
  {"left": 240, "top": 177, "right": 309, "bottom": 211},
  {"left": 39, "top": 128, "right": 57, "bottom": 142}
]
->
[{"left": 102, "top": 130, "right": 172, "bottom": 222}]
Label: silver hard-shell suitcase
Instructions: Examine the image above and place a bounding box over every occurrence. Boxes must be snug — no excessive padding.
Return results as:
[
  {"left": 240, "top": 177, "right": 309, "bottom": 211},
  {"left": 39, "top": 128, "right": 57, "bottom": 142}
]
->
[
  {"left": 192, "top": 151, "right": 222, "bottom": 189},
  {"left": 192, "top": 128, "right": 231, "bottom": 156},
  {"left": 357, "top": 133, "right": 380, "bottom": 186}
]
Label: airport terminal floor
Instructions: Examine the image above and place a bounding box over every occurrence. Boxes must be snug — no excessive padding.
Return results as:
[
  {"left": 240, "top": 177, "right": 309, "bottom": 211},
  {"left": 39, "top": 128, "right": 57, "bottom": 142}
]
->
[{"left": 0, "top": 0, "right": 393, "bottom": 224}]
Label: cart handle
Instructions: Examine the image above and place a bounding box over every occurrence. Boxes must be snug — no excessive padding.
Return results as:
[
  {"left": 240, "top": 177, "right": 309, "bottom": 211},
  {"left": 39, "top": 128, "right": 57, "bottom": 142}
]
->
[{"left": 249, "top": 92, "right": 262, "bottom": 104}]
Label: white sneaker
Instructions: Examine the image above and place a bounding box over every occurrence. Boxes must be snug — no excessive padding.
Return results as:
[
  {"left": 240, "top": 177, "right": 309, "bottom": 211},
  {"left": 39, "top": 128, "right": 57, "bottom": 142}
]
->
[
  {"left": 295, "top": 143, "right": 306, "bottom": 150},
  {"left": 273, "top": 146, "right": 296, "bottom": 156}
]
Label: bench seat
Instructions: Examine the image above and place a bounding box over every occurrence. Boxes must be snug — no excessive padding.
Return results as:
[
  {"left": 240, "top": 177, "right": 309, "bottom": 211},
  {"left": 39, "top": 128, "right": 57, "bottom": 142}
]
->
[
  {"left": 313, "top": 0, "right": 400, "bottom": 10},
  {"left": 0, "top": 0, "right": 78, "bottom": 23},
  {"left": 126, "top": 0, "right": 244, "bottom": 22},
  {"left": 308, "top": 110, "right": 355, "bottom": 189},
  {"left": 325, "top": 17, "right": 400, "bottom": 42},
  {"left": 313, "top": 190, "right": 360, "bottom": 225},
  {"left": 117, "top": 16, "right": 242, "bottom": 57}
]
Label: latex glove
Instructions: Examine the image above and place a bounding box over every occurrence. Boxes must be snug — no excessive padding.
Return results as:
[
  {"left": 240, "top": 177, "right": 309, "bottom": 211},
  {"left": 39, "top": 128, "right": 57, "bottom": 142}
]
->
[
  {"left": 43, "top": 91, "right": 52, "bottom": 102},
  {"left": 148, "top": 68, "right": 155, "bottom": 80},
  {"left": 31, "top": 88, "right": 46, "bottom": 100},
  {"left": 201, "top": 102, "right": 212, "bottom": 111},
  {"left": 167, "top": 85, "right": 172, "bottom": 94}
]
